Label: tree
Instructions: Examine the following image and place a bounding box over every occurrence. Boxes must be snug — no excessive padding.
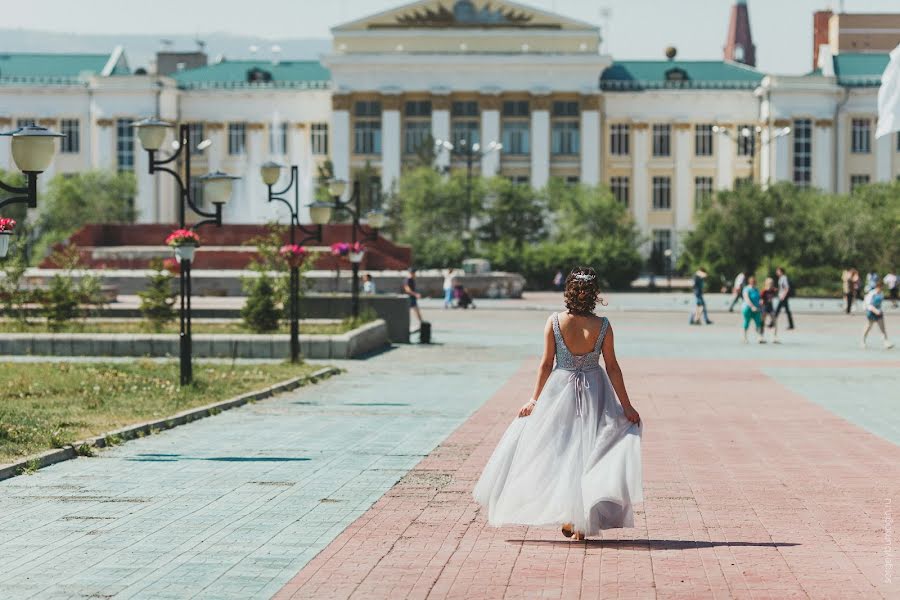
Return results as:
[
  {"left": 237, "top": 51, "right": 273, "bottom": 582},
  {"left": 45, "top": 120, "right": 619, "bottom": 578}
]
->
[
  {"left": 138, "top": 258, "right": 176, "bottom": 332},
  {"left": 241, "top": 273, "right": 281, "bottom": 333},
  {"left": 479, "top": 178, "right": 546, "bottom": 249}
]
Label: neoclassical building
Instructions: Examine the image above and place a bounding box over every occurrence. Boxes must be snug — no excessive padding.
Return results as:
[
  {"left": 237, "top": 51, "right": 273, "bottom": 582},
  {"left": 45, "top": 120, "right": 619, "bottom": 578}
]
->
[{"left": 0, "top": 0, "right": 897, "bottom": 259}]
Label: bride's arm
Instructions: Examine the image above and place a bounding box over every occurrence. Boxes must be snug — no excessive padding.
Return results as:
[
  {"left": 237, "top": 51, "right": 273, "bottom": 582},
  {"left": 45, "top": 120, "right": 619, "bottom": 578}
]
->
[
  {"left": 601, "top": 325, "right": 641, "bottom": 424},
  {"left": 519, "top": 317, "right": 555, "bottom": 417}
]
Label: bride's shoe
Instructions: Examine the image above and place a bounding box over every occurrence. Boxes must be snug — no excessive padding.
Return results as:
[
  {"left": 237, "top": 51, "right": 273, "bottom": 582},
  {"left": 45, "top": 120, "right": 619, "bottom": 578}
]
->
[
  {"left": 561, "top": 523, "right": 574, "bottom": 538},
  {"left": 574, "top": 531, "right": 586, "bottom": 541}
]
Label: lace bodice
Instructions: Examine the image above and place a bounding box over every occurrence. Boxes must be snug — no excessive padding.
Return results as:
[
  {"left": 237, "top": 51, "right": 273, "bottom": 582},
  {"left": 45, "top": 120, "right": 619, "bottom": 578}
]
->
[{"left": 552, "top": 312, "right": 609, "bottom": 371}]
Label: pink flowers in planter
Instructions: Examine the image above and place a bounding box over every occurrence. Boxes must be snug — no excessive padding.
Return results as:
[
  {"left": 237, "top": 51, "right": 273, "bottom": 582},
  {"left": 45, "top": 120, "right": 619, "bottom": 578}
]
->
[
  {"left": 0, "top": 217, "right": 16, "bottom": 233},
  {"left": 331, "top": 241, "right": 365, "bottom": 263},
  {"left": 165, "top": 228, "right": 200, "bottom": 247},
  {"left": 279, "top": 244, "right": 308, "bottom": 267},
  {"left": 330, "top": 242, "right": 350, "bottom": 257}
]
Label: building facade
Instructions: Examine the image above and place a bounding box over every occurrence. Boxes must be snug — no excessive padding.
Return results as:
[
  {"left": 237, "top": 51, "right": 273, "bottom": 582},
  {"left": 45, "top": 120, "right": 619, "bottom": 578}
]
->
[{"left": 1, "top": 0, "right": 898, "bottom": 260}]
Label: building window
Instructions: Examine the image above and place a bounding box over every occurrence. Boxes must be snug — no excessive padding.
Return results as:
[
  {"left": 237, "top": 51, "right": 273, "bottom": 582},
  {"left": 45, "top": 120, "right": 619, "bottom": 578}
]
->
[
  {"left": 792, "top": 119, "right": 812, "bottom": 187},
  {"left": 190, "top": 177, "right": 205, "bottom": 208},
  {"left": 354, "top": 101, "right": 382, "bottom": 155},
  {"left": 565, "top": 176, "right": 580, "bottom": 186},
  {"left": 610, "top": 123, "right": 630, "bottom": 156},
  {"left": 508, "top": 175, "right": 529, "bottom": 185},
  {"left": 187, "top": 123, "right": 204, "bottom": 155},
  {"left": 850, "top": 174, "right": 870, "bottom": 192},
  {"left": 551, "top": 101, "right": 580, "bottom": 156},
  {"left": 16, "top": 118, "right": 36, "bottom": 128},
  {"left": 60, "top": 119, "right": 80, "bottom": 154},
  {"left": 694, "top": 176, "right": 714, "bottom": 209},
  {"left": 851, "top": 118, "right": 871, "bottom": 154},
  {"left": 652, "top": 176, "right": 671, "bottom": 210},
  {"left": 652, "top": 229, "right": 672, "bottom": 259},
  {"left": 695, "top": 124, "right": 714, "bottom": 157},
  {"left": 610, "top": 176, "right": 629, "bottom": 206},
  {"left": 551, "top": 122, "right": 580, "bottom": 155},
  {"left": 502, "top": 122, "right": 530, "bottom": 155},
  {"left": 451, "top": 100, "right": 479, "bottom": 148},
  {"left": 403, "top": 100, "right": 432, "bottom": 155},
  {"left": 737, "top": 124, "right": 756, "bottom": 157},
  {"left": 116, "top": 118, "right": 134, "bottom": 172},
  {"left": 311, "top": 123, "right": 328, "bottom": 155},
  {"left": 228, "top": 123, "right": 246, "bottom": 155},
  {"left": 652, "top": 124, "right": 671, "bottom": 157},
  {"left": 269, "top": 122, "right": 288, "bottom": 155},
  {"left": 502, "top": 100, "right": 530, "bottom": 156}
]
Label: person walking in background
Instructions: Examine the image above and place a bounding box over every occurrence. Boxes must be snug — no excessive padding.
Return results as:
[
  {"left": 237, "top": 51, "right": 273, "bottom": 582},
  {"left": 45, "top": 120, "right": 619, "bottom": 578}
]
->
[
  {"left": 850, "top": 268, "right": 862, "bottom": 312},
  {"left": 728, "top": 271, "right": 746, "bottom": 312},
  {"left": 761, "top": 277, "right": 780, "bottom": 343},
  {"left": 443, "top": 268, "right": 457, "bottom": 309},
  {"left": 403, "top": 268, "right": 423, "bottom": 327},
  {"left": 689, "top": 267, "right": 713, "bottom": 325},
  {"left": 741, "top": 275, "right": 766, "bottom": 344},
  {"left": 842, "top": 268, "right": 854, "bottom": 314},
  {"left": 865, "top": 271, "right": 879, "bottom": 294},
  {"left": 362, "top": 273, "right": 376, "bottom": 295},
  {"left": 884, "top": 270, "right": 898, "bottom": 308},
  {"left": 552, "top": 267, "right": 564, "bottom": 292},
  {"left": 861, "top": 279, "right": 894, "bottom": 349},
  {"left": 774, "top": 267, "right": 795, "bottom": 330}
]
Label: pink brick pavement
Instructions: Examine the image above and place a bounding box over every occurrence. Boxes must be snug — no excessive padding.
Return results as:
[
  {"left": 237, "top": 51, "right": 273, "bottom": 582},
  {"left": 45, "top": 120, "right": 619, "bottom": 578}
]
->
[{"left": 275, "top": 358, "right": 900, "bottom": 599}]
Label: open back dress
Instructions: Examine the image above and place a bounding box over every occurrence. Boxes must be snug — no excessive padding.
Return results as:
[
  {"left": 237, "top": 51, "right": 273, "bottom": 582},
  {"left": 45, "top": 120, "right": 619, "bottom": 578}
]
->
[{"left": 473, "top": 313, "right": 643, "bottom": 535}]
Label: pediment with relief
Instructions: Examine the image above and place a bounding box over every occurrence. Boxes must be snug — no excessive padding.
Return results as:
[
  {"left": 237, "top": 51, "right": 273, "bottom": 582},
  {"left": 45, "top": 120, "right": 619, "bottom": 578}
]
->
[{"left": 334, "top": 0, "right": 597, "bottom": 31}]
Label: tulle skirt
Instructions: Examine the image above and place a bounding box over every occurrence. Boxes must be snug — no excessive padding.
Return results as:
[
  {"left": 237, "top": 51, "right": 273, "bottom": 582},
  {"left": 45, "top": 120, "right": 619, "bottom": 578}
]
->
[{"left": 473, "top": 366, "right": 643, "bottom": 536}]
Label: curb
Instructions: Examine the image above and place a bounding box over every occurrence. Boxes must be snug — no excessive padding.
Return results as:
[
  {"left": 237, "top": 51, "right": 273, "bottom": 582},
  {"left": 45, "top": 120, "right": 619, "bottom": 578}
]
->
[{"left": 0, "top": 366, "right": 341, "bottom": 483}]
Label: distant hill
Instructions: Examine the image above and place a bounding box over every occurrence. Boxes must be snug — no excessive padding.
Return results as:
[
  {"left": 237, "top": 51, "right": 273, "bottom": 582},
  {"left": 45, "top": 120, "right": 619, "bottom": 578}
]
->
[{"left": 0, "top": 29, "right": 332, "bottom": 70}]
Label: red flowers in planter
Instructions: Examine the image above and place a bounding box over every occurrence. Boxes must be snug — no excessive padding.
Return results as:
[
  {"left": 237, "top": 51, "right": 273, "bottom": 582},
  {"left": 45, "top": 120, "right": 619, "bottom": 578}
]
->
[
  {"left": 162, "top": 258, "right": 180, "bottom": 274},
  {"left": 279, "top": 244, "right": 308, "bottom": 267},
  {"left": 330, "top": 242, "right": 350, "bottom": 257},
  {"left": 0, "top": 217, "right": 16, "bottom": 233},
  {"left": 165, "top": 228, "right": 200, "bottom": 247}
]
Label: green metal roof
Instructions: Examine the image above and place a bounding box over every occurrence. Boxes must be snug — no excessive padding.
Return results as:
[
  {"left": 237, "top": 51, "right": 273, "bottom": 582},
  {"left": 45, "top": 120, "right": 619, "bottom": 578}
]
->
[
  {"left": 173, "top": 60, "right": 331, "bottom": 90},
  {"left": 833, "top": 53, "right": 889, "bottom": 87},
  {"left": 600, "top": 60, "right": 764, "bottom": 91},
  {"left": 0, "top": 51, "right": 128, "bottom": 84}
]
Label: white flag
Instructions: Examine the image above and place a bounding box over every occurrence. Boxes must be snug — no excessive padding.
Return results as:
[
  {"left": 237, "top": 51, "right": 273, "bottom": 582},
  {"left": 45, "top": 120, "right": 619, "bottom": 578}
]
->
[{"left": 876, "top": 44, "right": 900, "bottom": 139}]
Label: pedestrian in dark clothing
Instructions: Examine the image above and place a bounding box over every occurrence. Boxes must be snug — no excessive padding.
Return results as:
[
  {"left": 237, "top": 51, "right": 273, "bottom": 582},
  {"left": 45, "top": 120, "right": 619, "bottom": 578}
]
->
[
  {"left": 689, "top": 268, "right": 713, "bottom": 325},
  {"left": 773, "top": 267, "right": 795, "bottom": 330}
]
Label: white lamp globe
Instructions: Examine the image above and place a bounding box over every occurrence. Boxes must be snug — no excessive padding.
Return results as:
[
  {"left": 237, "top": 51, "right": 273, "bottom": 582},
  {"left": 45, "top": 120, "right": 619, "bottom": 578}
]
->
[
  {"left": 366, "top": 209, "right": 386, "bottom": 230},
  {"left": 10, "top": 126, "right": 65, "bottom": 173},
  {"left": 328, "top": 179, "right": 347, "bottom": 198},
  {"left": 260, "top": 161, "right": 283, "bottom": 186},
  {"left": 132, "top": 117, "right": 172, "bottom": 151},
  {"left": 308, "top": 201, "right": 333, "bottom": 225},
  {"left": 199, "top": 171, "right": 240, "bottom": 205}
]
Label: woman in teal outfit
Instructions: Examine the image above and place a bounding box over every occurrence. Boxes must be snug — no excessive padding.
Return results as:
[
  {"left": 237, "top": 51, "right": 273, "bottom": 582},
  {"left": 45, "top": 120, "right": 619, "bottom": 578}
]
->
[{"left": 741, "top": 276, "right": 766, "bottom": 344}]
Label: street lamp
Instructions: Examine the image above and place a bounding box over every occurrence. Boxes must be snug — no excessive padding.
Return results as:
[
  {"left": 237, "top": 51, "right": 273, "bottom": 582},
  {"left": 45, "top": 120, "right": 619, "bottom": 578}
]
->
[
  {"left": 713, "top": 124, "right": 791, "bottom": 185},
  {"left": 259, "top": 161, "right": 330, "bottom": 363},
  {"left": 434, "top": 137, "right": 502, "bottom": 256},
  {"left": 663, "top": 248, "right": 673, "bottom": 289},
  {"left": 133, "top": 118, "right": 238, "bottom": 385},
  {"left": 327, "top": 178, "right": 384, "bottom": 318},
  {"left": 0, "top": 125, "right": 65, "bottom": 257}
]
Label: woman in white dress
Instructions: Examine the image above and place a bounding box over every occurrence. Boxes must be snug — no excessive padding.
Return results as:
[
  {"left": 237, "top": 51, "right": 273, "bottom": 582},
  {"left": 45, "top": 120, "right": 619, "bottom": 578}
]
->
[{"left": 473, "top": 267, "right": 643, "bottom": 540}]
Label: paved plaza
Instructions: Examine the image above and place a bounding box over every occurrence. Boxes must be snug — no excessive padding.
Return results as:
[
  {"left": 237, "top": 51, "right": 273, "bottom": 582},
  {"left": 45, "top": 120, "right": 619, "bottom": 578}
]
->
[{"left": 1, "top": 295, "right": 898, "bottom": 599}]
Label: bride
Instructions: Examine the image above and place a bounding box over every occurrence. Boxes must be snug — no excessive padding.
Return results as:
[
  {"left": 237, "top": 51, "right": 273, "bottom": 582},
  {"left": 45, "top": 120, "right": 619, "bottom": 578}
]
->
[{"left": 473, "top": 267, "right": 643, "bottom": 539}]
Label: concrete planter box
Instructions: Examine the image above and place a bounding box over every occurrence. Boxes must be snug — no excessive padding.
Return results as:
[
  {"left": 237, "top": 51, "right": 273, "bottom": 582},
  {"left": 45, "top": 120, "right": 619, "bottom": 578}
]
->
[{"left": 0, "top": 319, "right": 389, "bottom": 359}]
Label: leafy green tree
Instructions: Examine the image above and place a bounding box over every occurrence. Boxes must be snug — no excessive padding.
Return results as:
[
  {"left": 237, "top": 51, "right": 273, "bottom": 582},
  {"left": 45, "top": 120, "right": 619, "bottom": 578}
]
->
[
  {"left": 138, "top": 258, "right": 175, "bottom": 332},
  {"left": 479, "top": 178, "right": 546, "bottom": 249},
  {"left": 0, "top": 224, "right": 33, "bottom": 324}
]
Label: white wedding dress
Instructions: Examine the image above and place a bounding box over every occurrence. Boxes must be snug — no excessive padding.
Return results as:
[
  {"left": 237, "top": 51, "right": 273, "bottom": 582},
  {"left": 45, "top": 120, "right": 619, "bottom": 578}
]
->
[{"left": 473, "top": 313, "right": 643, "bottom": 535}]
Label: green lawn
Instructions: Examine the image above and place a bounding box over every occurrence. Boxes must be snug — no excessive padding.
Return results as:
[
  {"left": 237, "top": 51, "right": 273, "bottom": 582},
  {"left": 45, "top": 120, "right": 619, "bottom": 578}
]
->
[
  {"left": 0, "top": 319, "right": 361, "bottom": 335},
  {"left": 0, "top": 361, "right": 327, "bottom": 464}
]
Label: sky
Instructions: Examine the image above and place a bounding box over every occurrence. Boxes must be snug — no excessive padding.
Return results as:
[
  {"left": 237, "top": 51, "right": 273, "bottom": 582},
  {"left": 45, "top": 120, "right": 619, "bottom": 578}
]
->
[{"left": 3, "top": 0, "right": 899, "bottom": 74}]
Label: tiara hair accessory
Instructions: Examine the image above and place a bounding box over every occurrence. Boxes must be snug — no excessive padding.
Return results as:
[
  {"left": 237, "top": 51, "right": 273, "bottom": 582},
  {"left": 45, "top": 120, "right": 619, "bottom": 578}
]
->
[{"left": 573, "top": 273, "right": 596, "bottom": 281}]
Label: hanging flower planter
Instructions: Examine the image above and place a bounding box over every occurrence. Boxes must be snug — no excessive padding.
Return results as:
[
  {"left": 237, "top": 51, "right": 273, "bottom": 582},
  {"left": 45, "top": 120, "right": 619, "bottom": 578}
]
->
[
  {"left": 330, "top": 242, "right": 350, "bottom": 257},
  {"left": 0, "top": 218, "right": 17, "bottom": 258},
  {"left": 279, "top": 244, "right": 308, "bottom": 268},
  {"left": 348, "top": 241, "right": 365, "bottom": 264},
  {"left": 165, "top": 228, "right": 201, "bottom": 262}
]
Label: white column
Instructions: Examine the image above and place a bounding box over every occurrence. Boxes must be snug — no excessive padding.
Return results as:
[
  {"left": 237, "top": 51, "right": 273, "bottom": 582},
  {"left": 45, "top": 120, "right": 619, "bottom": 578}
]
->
[
  {"left": 773, "top": 126, "right": 791, "bottom": 183},
  {"left": 432, "top": 103, "right": 450, "bottom": 171},
  {"left": 239, "top": 125, "right": 264, "bottom": 224},
  {"left": 674, "top": 126, "right": 692, "bottom": 235},
  {"left": 715, "top": 127, "right": 734, "bottom": 190},
  {"left": 331, "top": 107, "right": 351, "bottom": 185},
  {"left": 632, "top": 126, "right": 649, "bottom": 243},
  {"left": 530, "top": 105, "right": 550, "bottom": 188},
  {"left": 96, "top": 122, "right": 114, "bottom": 170},
  {"left": 813, "top": 122, "right": 832, "bottom": 191},
  {"left": 876, "top": 130, "right": 892, "bottom": 182},
  {"left": 481, "top": 107, "right": 501, "bottom": 176},
  {"left": 206, "top": 124, "right": 225, "bottom": 173},
  {"left": 580, "top": 108, "right": 600, "bottom": 185},
  {"left": 290, "top": 124, "right": 314, "bottom": 223},
  {"left": 135, "top": 143, "right": 156, "bottom": 223},
  {"left": 381, "top": 105, "right": 401, "bottom": 193},
  {"left": 836, "top": 114, "right": 848, "bottom": 193},
  {"left": 0, "top": 122, "right": 10, "bottom": 170}
]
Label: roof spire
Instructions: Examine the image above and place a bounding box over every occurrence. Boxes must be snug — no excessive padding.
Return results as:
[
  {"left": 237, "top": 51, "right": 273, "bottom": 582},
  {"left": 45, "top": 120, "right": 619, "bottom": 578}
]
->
[{"left": 724, "top": 0, "right": 756, "bottom": 67}]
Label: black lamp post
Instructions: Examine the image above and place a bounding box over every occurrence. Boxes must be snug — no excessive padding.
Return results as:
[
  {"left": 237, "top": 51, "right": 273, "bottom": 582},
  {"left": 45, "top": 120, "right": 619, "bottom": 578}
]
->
[
  {"left": 133, "top": 118, "right": 239, "bottom": 386},
  {"left": 327, "top": 178, "right": 386, "bottom": 319},
  {"left": 260, "top": 161, "right": 333, "bottom": 363},
  {"left": 434, "top": 137, "right": 501, "bottom": 256},
  {"left": 713, "top": 124, "right": 790, "bottom": 186},
  {"left": 0, "top": 125, "right": 65, "bottom": 258}
]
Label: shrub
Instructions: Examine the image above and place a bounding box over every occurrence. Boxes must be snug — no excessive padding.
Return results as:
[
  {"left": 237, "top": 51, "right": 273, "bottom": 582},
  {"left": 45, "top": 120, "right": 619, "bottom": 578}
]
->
[
  {"left": 41, "top": 275, "right": 79, "bottom": 331},
  {"left": 241, "top": 273, "right": 281, "bottom": 333},
  {"left": 138, "top": 258, "right": 176, "bottom": 332}
]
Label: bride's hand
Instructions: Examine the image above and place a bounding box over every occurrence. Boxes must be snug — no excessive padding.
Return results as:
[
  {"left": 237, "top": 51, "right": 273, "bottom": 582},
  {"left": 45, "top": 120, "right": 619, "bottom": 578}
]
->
[
  {"left": 518, "top": 400, "right": 536, "bottom": 418},
  {"left": 623, "top": 404, "right": 641, "bottom": 424}
]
